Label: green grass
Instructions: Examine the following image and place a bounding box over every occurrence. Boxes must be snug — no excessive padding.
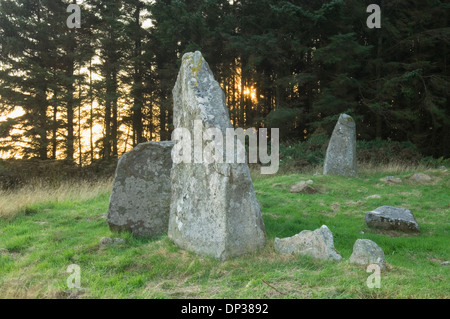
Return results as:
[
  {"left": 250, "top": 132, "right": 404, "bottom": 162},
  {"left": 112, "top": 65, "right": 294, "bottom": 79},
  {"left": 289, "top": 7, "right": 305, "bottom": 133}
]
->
[{"left": 0, "top": 168, "right": 449, "bottom": 299}]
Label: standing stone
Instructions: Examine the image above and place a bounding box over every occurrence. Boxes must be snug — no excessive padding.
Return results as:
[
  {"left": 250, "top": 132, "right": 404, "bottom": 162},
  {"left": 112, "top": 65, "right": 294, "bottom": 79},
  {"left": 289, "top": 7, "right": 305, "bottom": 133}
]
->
[
  {"left": 107, "top": 141, "right": 173, "bottom": 238},
  {"left": 350, "top": 239, "right": 386, "bottom": 269},
  {"left": 323, "top": 114, "right": 357, "bottom": 177},
  {"left": 168, "top": 51, "right": 266, "bottom": 260},
  {"left": 365, "top": 206, "right": 420, "bottom": 232},
  {"left": 274, "top": 225, "right": 342, "bottom": 261}
]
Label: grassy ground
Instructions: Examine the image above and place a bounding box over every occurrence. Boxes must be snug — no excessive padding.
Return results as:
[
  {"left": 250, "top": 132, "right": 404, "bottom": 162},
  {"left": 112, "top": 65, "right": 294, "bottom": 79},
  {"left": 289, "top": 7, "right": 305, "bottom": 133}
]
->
[{"left": 0, "top": 166, "right": 449, "bottom": 299}]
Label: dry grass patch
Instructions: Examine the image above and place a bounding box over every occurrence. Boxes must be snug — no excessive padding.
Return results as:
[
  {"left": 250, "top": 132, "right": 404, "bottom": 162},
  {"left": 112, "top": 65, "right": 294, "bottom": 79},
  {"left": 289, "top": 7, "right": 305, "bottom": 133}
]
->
[{"left": 0, "top": 178, "right": 113, "bottom": 220}]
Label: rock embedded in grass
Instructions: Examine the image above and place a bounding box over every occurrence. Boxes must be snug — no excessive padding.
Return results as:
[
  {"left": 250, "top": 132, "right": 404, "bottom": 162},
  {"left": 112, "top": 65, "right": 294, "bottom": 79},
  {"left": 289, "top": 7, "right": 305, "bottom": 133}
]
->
[
  {"left": 290, "top": 180, "right": 317, "bottom": 194},
  {"left": 107, "top": 141, "right": 174, "bottom": 238},
  {"left": 365, "top": 206, "right": 420, "bottom": 232},
  {"left": 409, "top": 173, "right": 432, "bottom": 183},
  {"left": 323, "top": 113, "right": 357, "bottom": 177},
  {"left": 274, "top": 225, "right": 342, "bottom": 261},
  {"left": 349, "top": 239, "right": 386, "bottom": 270}
]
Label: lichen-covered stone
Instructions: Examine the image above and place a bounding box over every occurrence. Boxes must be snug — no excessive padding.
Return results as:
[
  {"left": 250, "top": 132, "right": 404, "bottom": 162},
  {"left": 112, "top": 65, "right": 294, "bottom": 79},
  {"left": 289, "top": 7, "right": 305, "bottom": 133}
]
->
[
  {"left": 274, "top": 225, "right": 342, "bottom": 261},
  {"left": 365, "top": 206, "right": 420, "bottom": 232},
  {"left": 323, "top": 114, "right": 357, "bottom": 177},
  {"left": 350, "top": 239, "right": 386, "bottom": 269},
  {"left": 168, "top": 51, "right": 266, "bottom": 260},
  {"left": 107, "top": 141, "right": 173, "bottom": 238}
]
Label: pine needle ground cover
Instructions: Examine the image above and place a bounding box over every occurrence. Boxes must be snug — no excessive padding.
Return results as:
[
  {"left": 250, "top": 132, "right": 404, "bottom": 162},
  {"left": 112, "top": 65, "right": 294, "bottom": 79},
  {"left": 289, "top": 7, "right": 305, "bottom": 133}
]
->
[{"left": 0, "top": 168, "right": 448, "bottom": 299}]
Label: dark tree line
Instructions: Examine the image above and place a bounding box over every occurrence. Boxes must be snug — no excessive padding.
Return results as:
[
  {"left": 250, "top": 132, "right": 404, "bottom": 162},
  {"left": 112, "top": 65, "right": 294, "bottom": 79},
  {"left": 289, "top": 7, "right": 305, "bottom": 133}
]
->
[{"left": 0, "top": 0, "right": 449, "bottom": 164}]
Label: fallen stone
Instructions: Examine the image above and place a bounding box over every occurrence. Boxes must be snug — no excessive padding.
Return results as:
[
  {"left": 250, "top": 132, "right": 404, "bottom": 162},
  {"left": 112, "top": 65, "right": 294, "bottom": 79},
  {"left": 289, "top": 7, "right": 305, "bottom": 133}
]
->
[
  {"left": 290, "top": 181, "right": 317, "bottom": 194},
  {"left": 380, "top": 176, "right": 402, "bottom": 184},
  {"left": 99, "top": 237, "right": 126, "bottom": 248},
  {"left": 274, "top": 225, "right": 342, "bottom": 261},
  {"left": 349, "top": 239, "right": 386, "bottom": 269},
  {"left": 441, "top": 261, "right": 450, "bottom": 267},
  {"left": 168, "top": 51, "right": 266, "bottom": 261},
  {"left": 409, "top": 173, "right": 432, "bottom": 183},
  {"left": 365, "top": 206, "right": 420, "bottom": 232},
  {"left": 107, "top": 141, "right": 173, "bottom": 238},
  {"left": 323, "top": 114, "right": 357, "bottom": 177}
]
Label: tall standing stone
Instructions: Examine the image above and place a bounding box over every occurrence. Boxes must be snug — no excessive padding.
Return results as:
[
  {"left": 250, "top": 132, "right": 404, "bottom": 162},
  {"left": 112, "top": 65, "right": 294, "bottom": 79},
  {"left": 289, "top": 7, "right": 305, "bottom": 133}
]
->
[
  {"left": 323, "top": 114, "right": 357, "bottom": 177},
  {"left": 168, "top": 51, "right": 266, "bottom": 260},
  {"left": 107, "top": 141, "right": 173, "bottom": 238}
]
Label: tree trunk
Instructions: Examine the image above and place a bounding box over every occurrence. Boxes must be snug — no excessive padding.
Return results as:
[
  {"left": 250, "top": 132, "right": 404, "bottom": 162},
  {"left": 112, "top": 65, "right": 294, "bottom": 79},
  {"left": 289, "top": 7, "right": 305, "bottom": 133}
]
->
[{"left": 132, "top": 4, "right": 144, "bottom": 146}]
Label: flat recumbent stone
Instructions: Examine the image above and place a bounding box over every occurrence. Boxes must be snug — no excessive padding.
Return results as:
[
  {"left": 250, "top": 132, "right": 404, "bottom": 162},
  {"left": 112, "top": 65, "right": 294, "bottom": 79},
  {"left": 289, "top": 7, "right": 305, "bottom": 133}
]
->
[{"left": 365, "top": 206, "right": 420, "bottom": 232}]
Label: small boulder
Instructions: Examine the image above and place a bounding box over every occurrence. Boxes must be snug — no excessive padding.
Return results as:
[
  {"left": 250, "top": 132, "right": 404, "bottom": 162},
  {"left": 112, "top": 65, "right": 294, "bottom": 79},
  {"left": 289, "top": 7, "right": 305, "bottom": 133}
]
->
[
  {"left": 290, "top": 181, "right": 317, "bottom": 194},
  {"left": 274, "top": 225, "right": 342, "bottom": 261},
  {"left": 441, "top": 261, "right": 450, "bottom": 267},
  {"left": 365, "top": 206, "right": 420, "bottom": 232},
  {"left": 409, "top": 173, "right": 432, "bottom": 183},
  {"left": 350, "top": 239, "right": 386, "bottom": 269}
]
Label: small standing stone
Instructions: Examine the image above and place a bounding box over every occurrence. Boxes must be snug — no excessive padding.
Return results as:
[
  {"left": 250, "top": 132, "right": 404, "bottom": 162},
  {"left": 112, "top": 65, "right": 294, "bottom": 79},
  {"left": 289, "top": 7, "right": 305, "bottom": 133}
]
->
[
  {"left": 323, "top": 114, "right": 357, "bottom": 177},
  {"left": 350, "top": 239, "right": 386, "bottom": 269},
  {"left": 365, "top": 206, "right": 420, "bottom": 232},
  {"left": 107, "top": 141, "right": 173, "bottom": 238},
  {"left": 274, "top": 225, "right": 342, "bottom": 261}
]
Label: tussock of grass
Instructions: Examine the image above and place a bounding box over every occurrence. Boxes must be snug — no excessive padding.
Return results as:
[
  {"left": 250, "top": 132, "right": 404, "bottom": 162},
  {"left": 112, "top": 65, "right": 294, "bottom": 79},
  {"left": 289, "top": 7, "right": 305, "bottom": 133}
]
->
[{"left": 0, "top": 178, "right": 113, "bottom": 220}]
